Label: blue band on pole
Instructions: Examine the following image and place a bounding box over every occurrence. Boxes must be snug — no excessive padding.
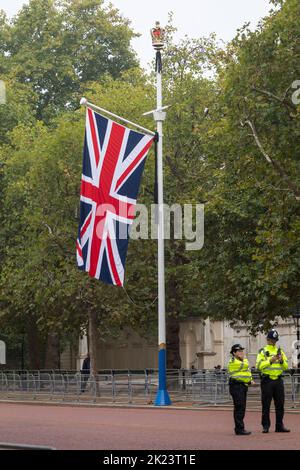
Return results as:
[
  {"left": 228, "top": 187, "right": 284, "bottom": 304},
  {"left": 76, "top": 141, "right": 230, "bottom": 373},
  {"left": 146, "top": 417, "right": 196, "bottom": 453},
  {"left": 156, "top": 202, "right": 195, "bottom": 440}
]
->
[{"left": 155, "top": 348, "right": 172, "bottom": 406}]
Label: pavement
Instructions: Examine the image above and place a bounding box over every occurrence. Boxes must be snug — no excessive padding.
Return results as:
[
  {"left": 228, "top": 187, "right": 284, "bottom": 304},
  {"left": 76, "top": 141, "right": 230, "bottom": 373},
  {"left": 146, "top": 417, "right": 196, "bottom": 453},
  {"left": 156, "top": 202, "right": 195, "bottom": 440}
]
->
[{"left": 0, "top": 403, "right": 299, "bottom": 450}]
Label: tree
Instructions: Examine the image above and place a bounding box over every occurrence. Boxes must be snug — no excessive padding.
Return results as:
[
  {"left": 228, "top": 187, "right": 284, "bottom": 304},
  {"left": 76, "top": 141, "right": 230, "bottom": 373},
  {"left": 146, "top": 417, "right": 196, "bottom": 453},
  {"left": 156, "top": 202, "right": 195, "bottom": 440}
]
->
[
  {"left": 0, "top": 0, "right": 138, "bottom": 121},
  {"left": 194, "top": 0, "right": 300, "bottom": 332},
  {"left": 0, "top": 77, "right": 38, "bottom": 143}
]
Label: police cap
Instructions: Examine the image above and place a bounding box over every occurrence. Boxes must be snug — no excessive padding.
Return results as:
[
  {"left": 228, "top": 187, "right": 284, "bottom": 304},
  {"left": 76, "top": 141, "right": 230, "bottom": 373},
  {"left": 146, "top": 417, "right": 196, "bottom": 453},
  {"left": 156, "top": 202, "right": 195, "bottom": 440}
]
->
[
  {"left": 230, "top": 344, "right": 245, "bottom": 354},
  {"left": 266, "top": 329, "right": 279, "bottom": 341}
]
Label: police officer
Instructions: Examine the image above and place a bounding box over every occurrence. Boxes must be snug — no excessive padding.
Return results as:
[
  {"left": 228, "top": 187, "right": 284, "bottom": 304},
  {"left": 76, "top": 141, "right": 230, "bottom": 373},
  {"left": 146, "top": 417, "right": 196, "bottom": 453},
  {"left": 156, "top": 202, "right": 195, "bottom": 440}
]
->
[
  {"left": 227, "top": 344, "right": 253, "bottom": 435},
  {"left": 256, "top": 329, "right": 290, "bottom": 433}
]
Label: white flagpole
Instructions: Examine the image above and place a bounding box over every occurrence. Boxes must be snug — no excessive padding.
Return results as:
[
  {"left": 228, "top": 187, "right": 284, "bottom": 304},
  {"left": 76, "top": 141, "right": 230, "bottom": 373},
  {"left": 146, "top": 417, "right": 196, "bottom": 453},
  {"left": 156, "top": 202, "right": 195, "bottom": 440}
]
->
[
  {"left": 151, "top": 21, "right": 171, "bottom": 406},
  {"left": 80, "top": 98, "right": 156, "bottom": 137}
]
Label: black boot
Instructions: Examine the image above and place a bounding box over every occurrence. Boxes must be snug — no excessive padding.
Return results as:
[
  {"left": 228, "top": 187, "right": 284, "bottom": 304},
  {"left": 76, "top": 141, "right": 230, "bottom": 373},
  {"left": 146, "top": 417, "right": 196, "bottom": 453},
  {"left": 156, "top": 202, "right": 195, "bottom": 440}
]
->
[
  {"left": 275, "top": 427, "right": 290, "bottom": 432},
  {"left": 262, "top": 428, "right": 269, "bottom": 433},
  {"left": 235, "top": 430, "right": 251, "bottom": 435}
]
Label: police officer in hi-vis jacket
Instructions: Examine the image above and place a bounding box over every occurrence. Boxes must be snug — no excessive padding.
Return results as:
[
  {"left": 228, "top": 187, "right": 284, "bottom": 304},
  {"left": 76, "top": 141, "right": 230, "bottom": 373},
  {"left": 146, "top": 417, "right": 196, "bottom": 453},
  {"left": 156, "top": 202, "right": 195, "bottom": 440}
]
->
[
  {"left": 256, "top": 329, "right": 290, "bottom": 433},
  {"left": 227, "top": 344, "right": 254, "bottom": 435}
]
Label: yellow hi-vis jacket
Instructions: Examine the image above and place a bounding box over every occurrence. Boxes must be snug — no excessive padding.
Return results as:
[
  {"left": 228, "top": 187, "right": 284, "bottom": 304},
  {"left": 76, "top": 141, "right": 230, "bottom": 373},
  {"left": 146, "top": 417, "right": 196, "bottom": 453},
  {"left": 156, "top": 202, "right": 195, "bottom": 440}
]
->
[
  {"left": 227, "top": 357, "right": 252, "bottom": 384},
  {"left": 256, "top": 345, "right": 289, "bottom": 380}
]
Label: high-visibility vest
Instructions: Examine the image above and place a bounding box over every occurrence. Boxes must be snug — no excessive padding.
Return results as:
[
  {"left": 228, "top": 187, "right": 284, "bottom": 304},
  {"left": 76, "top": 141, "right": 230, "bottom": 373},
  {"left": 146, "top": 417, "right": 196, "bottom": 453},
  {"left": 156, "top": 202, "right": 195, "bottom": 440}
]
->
[
  {"left": 227, "top": 357, "right": 252, "bottom": 384},
  {"left": 256, "top": 345, "right": 289, "bottom": 380}
]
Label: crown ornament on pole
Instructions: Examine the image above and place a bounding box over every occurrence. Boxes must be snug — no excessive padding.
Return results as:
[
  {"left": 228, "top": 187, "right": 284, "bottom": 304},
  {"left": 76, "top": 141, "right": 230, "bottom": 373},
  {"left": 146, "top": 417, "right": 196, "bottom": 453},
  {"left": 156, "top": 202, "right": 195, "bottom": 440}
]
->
[{"left": 151, "top": 21, "right": 165, "bottom": 50}]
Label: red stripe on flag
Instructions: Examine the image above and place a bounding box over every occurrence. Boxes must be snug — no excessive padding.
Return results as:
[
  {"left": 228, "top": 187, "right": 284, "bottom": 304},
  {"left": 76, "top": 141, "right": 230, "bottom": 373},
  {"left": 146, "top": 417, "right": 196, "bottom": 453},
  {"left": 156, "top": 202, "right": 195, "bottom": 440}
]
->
[
  {"left": 76, "top": 240, "right": 83, "bottom": 258},
  {"left": 80, "top": 212, "right": 92, "bottom": 238},
  {"left": 115, "top": 138, "right": 153, "bottom": 191},
  {"left": 99, "top": 122, "right": 126, "bottom": 194},
  {"left": 80, "top": 179, "right": 101, "bottom": 204},
  {"left": 106, "top": 236, "right": 122, "bottom": 286}
]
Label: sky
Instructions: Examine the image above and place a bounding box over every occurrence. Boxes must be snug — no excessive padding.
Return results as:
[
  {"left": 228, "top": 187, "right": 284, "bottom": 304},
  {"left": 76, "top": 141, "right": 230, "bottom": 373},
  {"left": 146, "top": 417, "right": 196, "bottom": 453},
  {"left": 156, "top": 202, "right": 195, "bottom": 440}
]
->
[{"left": 0, "top": 0, "right": 273, "bottom": 69}]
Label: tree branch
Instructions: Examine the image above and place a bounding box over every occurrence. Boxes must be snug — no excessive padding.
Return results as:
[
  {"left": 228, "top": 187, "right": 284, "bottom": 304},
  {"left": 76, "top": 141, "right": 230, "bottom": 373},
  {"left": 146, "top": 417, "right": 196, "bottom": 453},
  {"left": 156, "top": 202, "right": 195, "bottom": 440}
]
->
[
  {"left": 42, "top": 222, "right": 74, "bottom": 256},
  {"left": 165, "top": 154, "right": 184, "bottom": 182},
  {"left": 243, "top": 120, "right": 300, "bottom": 202},
  {"left": 251, "top": 86, "right": 295, "bottom": 111}
]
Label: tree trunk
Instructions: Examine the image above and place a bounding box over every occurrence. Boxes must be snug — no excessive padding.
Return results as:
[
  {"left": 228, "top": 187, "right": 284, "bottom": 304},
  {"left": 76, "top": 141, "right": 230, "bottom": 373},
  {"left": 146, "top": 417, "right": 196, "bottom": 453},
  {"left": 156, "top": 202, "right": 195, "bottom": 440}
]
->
[
  {"left": 26, "top": 314, "right": 41, "bottom": 370},
  {"left": 88, "top": 309, "right": 99, "bottom": 375},
  {"left": 166, "top": 316, "right": 181, "bottom": 370},
  {"left": 44, "top": 332, "right": 60, "bottom": 369}
]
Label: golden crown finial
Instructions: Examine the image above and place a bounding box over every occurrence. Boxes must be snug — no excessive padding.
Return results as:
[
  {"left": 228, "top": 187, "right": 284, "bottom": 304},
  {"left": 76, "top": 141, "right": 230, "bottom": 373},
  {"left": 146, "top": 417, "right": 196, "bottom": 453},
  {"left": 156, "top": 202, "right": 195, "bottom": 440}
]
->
[{"left": 150, "top": 21, "right": 165, "bottom": 50}]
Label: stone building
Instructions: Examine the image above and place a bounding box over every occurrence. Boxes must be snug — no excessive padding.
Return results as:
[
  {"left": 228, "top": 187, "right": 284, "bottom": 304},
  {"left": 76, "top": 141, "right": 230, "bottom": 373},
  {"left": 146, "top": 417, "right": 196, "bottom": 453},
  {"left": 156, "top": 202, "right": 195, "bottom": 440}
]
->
[{"left": 60, "top": 316, "right": 299, "bottom": 371}]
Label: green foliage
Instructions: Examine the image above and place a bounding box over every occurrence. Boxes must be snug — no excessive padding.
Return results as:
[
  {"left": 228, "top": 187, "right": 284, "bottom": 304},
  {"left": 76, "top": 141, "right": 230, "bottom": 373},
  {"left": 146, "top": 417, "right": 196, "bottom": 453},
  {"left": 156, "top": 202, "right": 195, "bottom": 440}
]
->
[
  {"left": 0, "top": 0, "right": 138, "bottom": 121},
  {"left": 196, "top": 0, "right": 300, "bottom": 332},
  {"left": 0, "top": 77, "right": 38, "bottom": 143}
]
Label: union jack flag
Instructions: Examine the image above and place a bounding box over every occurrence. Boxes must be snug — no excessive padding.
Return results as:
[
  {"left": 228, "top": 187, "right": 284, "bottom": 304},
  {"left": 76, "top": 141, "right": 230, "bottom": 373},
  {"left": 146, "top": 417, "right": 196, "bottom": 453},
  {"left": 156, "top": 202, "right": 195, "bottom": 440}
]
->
[{"left": 76, "top": 108, "right": 154, "bottom": 286}]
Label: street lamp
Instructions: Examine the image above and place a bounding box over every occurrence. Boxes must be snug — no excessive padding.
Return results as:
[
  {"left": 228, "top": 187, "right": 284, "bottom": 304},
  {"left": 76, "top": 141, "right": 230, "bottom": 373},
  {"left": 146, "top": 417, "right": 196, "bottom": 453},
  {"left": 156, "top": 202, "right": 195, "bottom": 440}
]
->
[
  {"left": 149, "top": 21, "right": 171, "bottom": 406},
  {"left": 292, "top": 302, "right": 300, "bottom": 371}
]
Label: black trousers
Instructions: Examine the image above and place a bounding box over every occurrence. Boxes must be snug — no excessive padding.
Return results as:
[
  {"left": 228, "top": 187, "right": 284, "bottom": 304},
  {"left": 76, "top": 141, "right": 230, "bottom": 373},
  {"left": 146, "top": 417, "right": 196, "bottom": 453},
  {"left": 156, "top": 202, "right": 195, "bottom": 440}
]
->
[
  {"left": 260, "top": 376, "right": 284, "bottom": 429},
  {"left": 81, "top": 371, "right": 90, "bottom": 392},
  {"left": 229, "top": 381, "right": 248, "bottom": 432}
]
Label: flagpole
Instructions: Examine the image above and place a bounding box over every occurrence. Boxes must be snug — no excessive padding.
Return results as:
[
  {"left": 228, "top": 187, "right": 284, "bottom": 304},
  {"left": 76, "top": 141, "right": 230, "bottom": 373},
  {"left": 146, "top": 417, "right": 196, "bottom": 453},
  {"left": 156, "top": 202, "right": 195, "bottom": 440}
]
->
[
  {"left": 151, "top": 22, "right": 171, "bottom": 406},
  {"left": 80, "top": 98, "right": 156, "bottom": 137}
]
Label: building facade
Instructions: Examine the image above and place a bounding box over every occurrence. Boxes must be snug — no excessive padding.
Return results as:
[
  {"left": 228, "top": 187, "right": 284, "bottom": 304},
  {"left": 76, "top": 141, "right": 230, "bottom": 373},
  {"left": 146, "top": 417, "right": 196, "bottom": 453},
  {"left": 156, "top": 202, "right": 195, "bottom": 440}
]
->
[{"left": 60, "top": 317, "right": 299, "bottom": 371}]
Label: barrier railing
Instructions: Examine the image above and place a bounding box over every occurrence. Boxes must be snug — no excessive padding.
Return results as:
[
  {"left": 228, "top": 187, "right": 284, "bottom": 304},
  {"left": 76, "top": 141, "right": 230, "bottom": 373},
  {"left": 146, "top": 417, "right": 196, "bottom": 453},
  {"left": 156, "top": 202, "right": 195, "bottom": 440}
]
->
[
  {"left": 0, "top": 369, "right": 299, "bottom": 407},
  {"left": 0, "top": 442, "right": 56, "bottom": 450}
]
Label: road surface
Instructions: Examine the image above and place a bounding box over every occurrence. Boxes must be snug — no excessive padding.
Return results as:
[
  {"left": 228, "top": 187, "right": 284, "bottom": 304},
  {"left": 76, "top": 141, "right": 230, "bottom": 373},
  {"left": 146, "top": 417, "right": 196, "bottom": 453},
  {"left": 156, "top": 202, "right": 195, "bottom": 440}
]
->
[{"left": 0, "top": 403, "right": 299, "bottom": 450}]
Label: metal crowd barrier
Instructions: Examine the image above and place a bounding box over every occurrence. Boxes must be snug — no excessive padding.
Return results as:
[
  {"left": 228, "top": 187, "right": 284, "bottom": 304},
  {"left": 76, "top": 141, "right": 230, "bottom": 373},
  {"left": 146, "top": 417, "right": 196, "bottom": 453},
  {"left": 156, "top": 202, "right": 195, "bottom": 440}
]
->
[
  {"left": 0, "top": 442, "right": 56, "bottom": 450},
  {"left": 0, "top": 369, "right": 299, "bottom": 407}
]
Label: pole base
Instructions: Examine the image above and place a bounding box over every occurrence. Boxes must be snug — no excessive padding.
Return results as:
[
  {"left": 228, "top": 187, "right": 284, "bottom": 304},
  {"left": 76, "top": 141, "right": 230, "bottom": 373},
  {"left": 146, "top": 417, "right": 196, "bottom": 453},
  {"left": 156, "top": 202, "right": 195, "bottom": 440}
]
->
[{"left": 155, "top": 389, "right": 172, "bottom": 406}]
